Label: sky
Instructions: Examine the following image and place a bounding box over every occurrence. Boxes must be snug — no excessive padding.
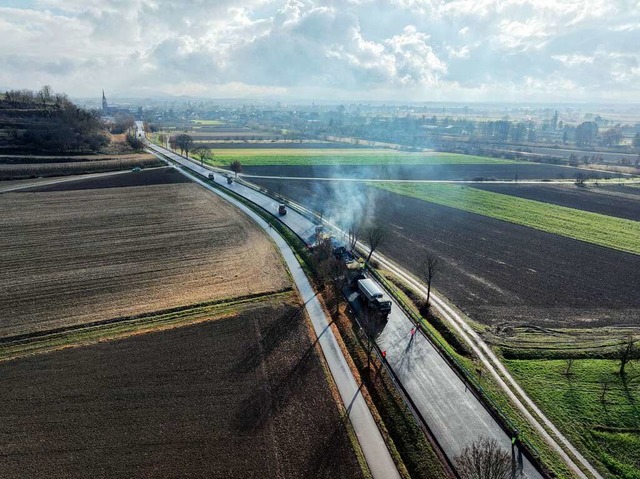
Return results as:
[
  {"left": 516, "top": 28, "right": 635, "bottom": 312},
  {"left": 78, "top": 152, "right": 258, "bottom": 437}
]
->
[{"left": 0, "top": 0, "right": 639, "bottom": 103}]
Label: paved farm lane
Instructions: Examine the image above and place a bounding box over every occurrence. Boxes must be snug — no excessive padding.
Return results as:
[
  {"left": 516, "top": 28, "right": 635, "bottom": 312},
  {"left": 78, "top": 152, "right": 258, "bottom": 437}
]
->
[
  {"left": 145, "top": 139, "right": 548, "bottom": 478},
  {"left": 143, "top": 141, "right": 400, "bottom": 479}
]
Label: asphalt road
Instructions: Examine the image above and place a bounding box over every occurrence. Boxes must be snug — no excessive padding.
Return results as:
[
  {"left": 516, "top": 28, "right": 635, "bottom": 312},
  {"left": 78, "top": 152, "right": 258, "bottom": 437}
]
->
[
  {"left": 146, "top": 138, "right": 547, "bottom": 477},
  {"left": 143, "top": 140, "right": 399, "bottom": 479}
]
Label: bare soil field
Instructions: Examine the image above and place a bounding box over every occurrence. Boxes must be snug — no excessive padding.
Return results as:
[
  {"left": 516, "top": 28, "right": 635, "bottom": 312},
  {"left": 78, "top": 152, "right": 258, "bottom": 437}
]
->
[
  {"left": 599, "top": 184, "right": 640, "bottom": 197},
  {"left": 0, "top": 168, "right": 290, "bottom": 337},
  {"left": 0, "top": 294, "right": 364, "bottom": 478},
  {"left": 252, "top": 178, "right": 640, "bottom": 329},
  {"left": 0, "top": 152, "right": 154, "bottom": 164},
  {"left": 23, "top": 166, "right": 189, "bottom": 192},
  {"left": 242, "top": 163, "right": 614, "bottom": 180},
  {"left": 470, "top": 183, "right": 640, "bottom": 221},
  {"left": 0, "top": 155, "right": 161, "bottom": 180}
]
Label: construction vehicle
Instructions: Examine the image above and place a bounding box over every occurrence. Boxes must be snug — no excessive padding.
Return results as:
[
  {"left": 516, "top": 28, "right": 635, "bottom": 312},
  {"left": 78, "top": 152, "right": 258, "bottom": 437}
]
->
[
  {"left": 357, "top": 278, "right": 392, "bottom": 317},
  {"left": 278, "top": 203, "right": 287, "bottom": 215}
]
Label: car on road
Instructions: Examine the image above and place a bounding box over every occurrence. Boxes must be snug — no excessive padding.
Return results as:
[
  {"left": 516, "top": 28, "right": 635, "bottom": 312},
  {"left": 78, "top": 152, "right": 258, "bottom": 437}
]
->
[
  {"left": 278, "top": 203, "right": 287, "bottom": 215},
  {"left": 131, "top": 166, "right": 141, "bottom": 172},
  {"left": 208, "top": 172, "right": 214, "bottom": 180}
]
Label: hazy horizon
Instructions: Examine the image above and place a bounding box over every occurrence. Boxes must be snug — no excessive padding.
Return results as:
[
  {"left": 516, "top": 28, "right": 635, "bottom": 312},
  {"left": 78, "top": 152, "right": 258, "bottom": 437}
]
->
[{"left": 1, "top": 0, "right": 639, "bottom": 103}]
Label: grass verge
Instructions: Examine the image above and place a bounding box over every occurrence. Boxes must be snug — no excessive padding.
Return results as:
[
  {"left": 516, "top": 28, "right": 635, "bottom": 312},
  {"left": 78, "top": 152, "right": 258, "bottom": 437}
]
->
[
  {"left": 370, "top": 182, "right": 640, "bottom": 256},
  {"left": 506, "top": 359, "right": 640, "bottom": 479},
  {"left": 0, "top": 291, "right": 292, "bottom": 361}
]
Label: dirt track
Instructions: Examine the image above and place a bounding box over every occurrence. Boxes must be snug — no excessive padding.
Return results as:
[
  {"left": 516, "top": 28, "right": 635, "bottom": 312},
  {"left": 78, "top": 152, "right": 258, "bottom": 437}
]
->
[
  {"left": 0, "top": 296, "right": 363, "bottom": 478},
  {"left": 252, "top": 178, "right": 640, "bottom": 329},
  {"left": 0, "top": 168, "right": 290, "bottom": 337}
]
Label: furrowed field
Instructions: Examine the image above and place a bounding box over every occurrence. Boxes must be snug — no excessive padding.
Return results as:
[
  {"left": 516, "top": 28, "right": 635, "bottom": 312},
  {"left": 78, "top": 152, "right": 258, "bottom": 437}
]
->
[
  {"left": 0, "top": 167, "right": 290, "bottom": 337},
  {"left": 0, "top": 167, "right": 365, "bottom": 477},
  {"left": 370, "top": 182, "right": 640, "bottom": 255},
  {"left": 250, "top": 177, "right": 640, "bottom": 330},
  {"left": 0, "top": 292, "right": 364, "bottom": 478}
]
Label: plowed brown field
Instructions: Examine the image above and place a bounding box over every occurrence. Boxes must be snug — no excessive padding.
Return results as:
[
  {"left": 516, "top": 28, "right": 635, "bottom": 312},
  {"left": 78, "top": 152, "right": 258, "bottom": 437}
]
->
[
  {"left": 251, "top": 178, "right": 640, "bottom": 329},
  {"left": 0, "top": 294, "right": 363, "bottom": 478},
  {"left": 0, "top": 168, "right": 289, "bottom": 337}
]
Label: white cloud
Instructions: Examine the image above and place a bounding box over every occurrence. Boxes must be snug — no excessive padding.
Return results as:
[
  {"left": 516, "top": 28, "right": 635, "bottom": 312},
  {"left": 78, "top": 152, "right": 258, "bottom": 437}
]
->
[{"left": 0, "top": 0, "right": 637, "bottom": 101}]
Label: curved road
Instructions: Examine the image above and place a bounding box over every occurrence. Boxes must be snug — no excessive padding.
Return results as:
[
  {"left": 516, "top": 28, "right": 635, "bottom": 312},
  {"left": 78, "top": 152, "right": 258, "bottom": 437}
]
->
[{"left": 143, "top": 140, "right": 400, "bottom": 479}]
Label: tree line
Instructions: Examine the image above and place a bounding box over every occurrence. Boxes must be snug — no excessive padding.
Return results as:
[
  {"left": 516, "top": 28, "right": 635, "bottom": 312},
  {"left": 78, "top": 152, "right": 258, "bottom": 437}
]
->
[{"left": 0, "top": 86, "right": 109, "bottom": 153}]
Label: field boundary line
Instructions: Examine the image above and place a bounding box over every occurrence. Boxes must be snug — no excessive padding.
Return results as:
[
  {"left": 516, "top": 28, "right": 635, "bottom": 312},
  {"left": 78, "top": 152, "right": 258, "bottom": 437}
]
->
[
  {"left": 0, "top": 169, "right": 133, "bottom": 193},
  {"left": 0, "top": 289, "right": 292, "bottom": 345}
]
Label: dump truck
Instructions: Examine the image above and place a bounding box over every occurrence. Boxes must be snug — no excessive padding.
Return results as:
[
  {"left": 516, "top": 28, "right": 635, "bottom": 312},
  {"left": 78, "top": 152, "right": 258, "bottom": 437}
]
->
[{"left": 357, "top": 278, "right": 392, "bottom": 317}]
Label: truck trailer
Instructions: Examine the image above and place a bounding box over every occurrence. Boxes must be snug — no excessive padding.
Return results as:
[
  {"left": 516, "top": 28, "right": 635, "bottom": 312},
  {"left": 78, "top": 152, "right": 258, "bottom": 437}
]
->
[{"left": 357, "top": 278, "right": 392, "bottom": 317}]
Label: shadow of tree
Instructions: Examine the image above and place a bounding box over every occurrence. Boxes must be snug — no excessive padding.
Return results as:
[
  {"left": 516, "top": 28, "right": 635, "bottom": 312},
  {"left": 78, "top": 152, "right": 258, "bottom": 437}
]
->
[
  {"left": 233, "top": 318, "right": 330, "bottom": 433},
  {"left": 232, "top": 298, "right": 315, "bottom": 377}
]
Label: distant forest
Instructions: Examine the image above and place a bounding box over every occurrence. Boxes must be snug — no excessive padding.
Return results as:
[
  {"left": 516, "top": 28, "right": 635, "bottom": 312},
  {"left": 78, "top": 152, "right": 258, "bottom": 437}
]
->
[{"left": 0, "top": 86, "right": 109, "bottom": 154}]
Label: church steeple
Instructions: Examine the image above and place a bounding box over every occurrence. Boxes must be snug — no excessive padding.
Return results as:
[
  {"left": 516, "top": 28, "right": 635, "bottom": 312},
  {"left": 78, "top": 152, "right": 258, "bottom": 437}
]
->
[{"left": 102, "top": 89, "right": 108, "bottom": 112}]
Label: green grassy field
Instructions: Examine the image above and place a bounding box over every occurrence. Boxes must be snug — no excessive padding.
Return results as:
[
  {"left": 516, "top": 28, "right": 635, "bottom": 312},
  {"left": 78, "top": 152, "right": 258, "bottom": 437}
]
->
[
  {"left": 197, "top": 148, "right": 518, "bottom": 167},
  {"left": 506, "top": 359, "right": 640, "bottom": 479},
  {"left": 192, "top": 120, "right": 225, "bottom": 126},
  {"left": 370, "top": 183, "right": 640, "bottom": 256}
]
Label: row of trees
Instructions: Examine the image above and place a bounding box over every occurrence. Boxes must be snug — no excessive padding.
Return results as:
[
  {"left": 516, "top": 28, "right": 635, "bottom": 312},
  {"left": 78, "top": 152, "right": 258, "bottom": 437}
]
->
[{"left": 161, "top": 133, "right": 243, "bottom": 176}]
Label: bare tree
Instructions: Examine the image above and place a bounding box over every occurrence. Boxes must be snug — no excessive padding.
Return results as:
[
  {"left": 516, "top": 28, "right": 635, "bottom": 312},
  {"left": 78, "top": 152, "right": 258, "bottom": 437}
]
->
[
  {"left": 38, "top": 85, "right": 52, "bottom": 107},
  {"left": 421, "top": 254, "right": 439, "bottom": 306},
  {"left": 361, "top": 307, "right": 385, "bottom": 369},
  {"left": 365, "top": 224, "right": 386, "bottom": 264},
  {"left": 454, "top": 437, "right": 512, "bottom": 479},
  {"left": 193, "top": 147, "right": 213, "bottom": 166},
  {"left": 347, "top": 220, "right": 361, "bottom": 252},
  {"left": 617, "top": 333, "right": 638, "bottom": 376},
  {"left": 175, "top": 134, "right": 194, "bottom": 157},
  {"left": 230, "top": 160, "right": 242, "bottom": 177}
]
